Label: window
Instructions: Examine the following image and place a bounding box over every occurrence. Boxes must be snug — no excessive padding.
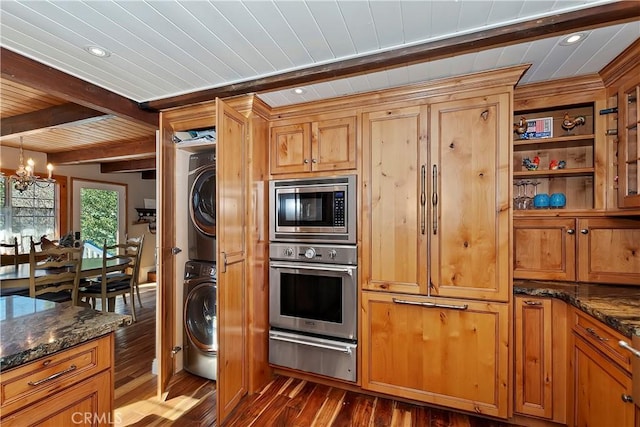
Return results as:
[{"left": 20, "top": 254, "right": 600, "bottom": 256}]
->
[
  {"left": 72, "top": 179, "right": 127, "bottom": 257},
  {"left": 0, "top": 175, "right": 58, "bottom": 252}
]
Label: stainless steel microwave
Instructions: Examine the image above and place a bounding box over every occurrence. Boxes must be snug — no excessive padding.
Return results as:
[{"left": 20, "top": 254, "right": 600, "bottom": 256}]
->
[{"left": 269, "top": 175, "right": 356, "bottom": 244}]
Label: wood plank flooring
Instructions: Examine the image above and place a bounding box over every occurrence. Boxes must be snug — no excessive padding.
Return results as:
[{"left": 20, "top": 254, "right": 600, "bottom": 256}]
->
[{"left": 113, "top": 285, "right": 521, "bottom": 427}]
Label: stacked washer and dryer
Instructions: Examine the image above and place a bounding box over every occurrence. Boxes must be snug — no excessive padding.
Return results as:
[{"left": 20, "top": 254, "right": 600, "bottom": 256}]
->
[{"left": 183, "top": 150, "right": 218, "bottom": 381}]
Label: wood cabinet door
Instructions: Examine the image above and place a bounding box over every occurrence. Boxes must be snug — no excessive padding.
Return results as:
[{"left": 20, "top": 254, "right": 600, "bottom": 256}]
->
[
  {"left": 514, "top": 296, "right": 553, "bottom": 419},
  {"left": 577, "top": 217, "right": 640, "bottom": 285},
  {"left": 514, "top": 218, "right": 576, "bottom": 281},
  {"left": 216, "top": 98, "right": 248, "bottom": 423},
  {"left": 1, "top": 370, "right": 112, "bottom": 427},
  {"left": 361, "top": 291, "right": 509, "bottom": 419},
  {"left": 571, "top": 336, "right": 635, "bottom": 427},
  {"left": 269, "top": 123, "right": 311, "bottom": 174},
  {"left": 430, "top": 93, "right": 511, "bottom": 301},
  {"left": 361, "top": 106, "right": 428, "bottom": 294},
  {"left": 311, "top": 116, "right": 356, "bottom": 171}
]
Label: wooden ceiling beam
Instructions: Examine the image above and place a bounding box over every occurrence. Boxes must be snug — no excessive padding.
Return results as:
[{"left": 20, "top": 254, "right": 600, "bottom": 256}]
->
[
  {"left": 100, "top": 158, "right": 156, "bottom": 173},
  {"left": 142, "top": 1, "right": 640, "bottom": 110},
  {"left": 47, "top": 136, "right": 156, "bottom": 165},
  {"left": 1, "top": 47, "right": 158, "bottom": 128},
  {"left": 0, "top": 103, "right": 109, "bottom": 137}
]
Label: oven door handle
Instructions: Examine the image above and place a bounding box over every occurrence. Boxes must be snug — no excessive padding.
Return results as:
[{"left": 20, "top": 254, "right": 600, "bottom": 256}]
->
[
  {"left": 270, "top": 334, "right": 353, "bottom": 354},
  {"left": 269, "top": 262, "right": 355, "bottom": 276}
]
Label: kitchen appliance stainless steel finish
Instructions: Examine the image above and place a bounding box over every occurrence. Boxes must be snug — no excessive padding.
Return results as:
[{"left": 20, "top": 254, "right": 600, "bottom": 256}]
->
[
  {"left": 269, "top": 241, "right": 358, "bottom": 382},
  {"left": 269, "top": 175, "right": 356, "bottom": 244},
  {"left": 269, "top": 329, "right": 357, "bottom": 382},
  {"left": 269, "top": 242, "right": 357, "bottom": 340}
]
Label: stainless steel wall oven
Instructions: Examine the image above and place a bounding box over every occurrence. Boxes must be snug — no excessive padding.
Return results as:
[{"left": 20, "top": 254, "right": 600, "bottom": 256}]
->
[{"left": 268, "top": 241, "right": 358, "bottom": 382}]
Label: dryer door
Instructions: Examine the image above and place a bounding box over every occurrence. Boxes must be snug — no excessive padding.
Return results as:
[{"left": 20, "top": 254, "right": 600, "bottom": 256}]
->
[
  {"left": 189, "top": 167, "right": 216, "bottom": 237},
  {"left": 184, "top": 281, "right": 218, "bottom": 353}
]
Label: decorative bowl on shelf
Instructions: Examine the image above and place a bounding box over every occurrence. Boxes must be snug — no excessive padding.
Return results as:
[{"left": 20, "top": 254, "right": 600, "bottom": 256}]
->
[{"left": 550, "top": 193, "right": 566, "bottom": 208}]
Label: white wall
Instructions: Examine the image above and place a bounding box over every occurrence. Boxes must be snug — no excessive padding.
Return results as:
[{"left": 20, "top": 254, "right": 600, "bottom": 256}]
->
[{"left": 1, "top": 145, "right": 157, "bottom": 282}]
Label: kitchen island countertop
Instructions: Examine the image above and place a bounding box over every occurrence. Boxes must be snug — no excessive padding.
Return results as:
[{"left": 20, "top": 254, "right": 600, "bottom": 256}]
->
[
  {"left": 0, "top": 296, "right": 131, "bottom": 370},
  {"left": 514, "top": 280, "right": 640, "bottom": 338}
]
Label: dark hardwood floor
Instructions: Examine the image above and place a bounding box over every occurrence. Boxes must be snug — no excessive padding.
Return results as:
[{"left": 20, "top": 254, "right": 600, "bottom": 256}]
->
[{"left": 113, "top": 285, "right": 520, "bottom": 427}]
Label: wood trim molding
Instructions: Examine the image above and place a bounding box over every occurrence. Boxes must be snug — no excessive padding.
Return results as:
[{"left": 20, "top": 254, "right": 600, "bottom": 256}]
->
[
  {"left": 514, "top": 74, "right": 606, "bottom": 108},
  {"left": 1, "top": 47, "right": 158, "bottom": 128},
  {"left": 142, "top": 2, "right": 640, "bottom": 111},
  {"left": 100, "top": 158, "right": 156, "bottom": 173},
  {"left": 599, "top": 37, "right": 640, "bottom": 87}
]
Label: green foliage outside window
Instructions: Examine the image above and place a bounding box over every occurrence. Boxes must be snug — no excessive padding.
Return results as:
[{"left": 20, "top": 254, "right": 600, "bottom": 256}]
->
[{"left": 80, "top": 188, "right": 118, "bottom": 248}]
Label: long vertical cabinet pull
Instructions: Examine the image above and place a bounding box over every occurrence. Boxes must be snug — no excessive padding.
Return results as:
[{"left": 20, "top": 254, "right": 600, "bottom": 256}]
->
[
  {"left": 432, "top": 164, "right": 438, "bottom": 234},
  {"left": 420, "top": 165, "right": 426, "bottom": 234}
]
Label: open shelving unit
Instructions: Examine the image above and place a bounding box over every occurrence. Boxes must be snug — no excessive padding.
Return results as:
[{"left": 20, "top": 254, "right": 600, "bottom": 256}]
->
[{"left": 513, "top": 103, "right": 596, "bottom": 211}]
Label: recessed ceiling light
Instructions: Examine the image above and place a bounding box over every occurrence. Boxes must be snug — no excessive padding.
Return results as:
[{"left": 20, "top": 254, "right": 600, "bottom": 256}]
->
[
  {"left": 560, "top": 32, "right": 588, "bottom": 46},
  {"left": 84, "top": 45, "right": 111, "bottom": 58},
  {"left": 292, "top": 87, "right": 306, "bottom": 95}
]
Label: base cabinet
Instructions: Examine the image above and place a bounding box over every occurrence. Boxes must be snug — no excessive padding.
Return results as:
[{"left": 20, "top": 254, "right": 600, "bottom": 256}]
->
[
  {"left": 514, "top": 296, "right": 567, "bottom": 423},
  {"left": 361, "top": 291, "right": 509, "bottom": 418},
  {"left": 0, "top": 335, "right": 114, "bottom": 426},
  {"left": 570, "top": 308, "right": 636, "bottom": 427}
]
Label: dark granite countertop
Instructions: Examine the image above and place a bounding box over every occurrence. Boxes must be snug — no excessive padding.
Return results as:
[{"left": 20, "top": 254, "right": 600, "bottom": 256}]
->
[
  {"left": 0, "top": 296, "right": 132, "bottom": 370},
  {"left": 514, "top": 280, "right": 640, "bottom": 338}
]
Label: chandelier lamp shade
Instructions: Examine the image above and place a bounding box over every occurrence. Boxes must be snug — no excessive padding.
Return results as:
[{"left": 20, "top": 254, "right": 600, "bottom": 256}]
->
[{"left": 9, "top": 137, "right": 55, "bottom": 193}]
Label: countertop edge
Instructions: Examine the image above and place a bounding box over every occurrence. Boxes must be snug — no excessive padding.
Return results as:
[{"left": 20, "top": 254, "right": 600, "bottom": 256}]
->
[{"left": 514, "top": 281, "right": 640, "bottom": 339}]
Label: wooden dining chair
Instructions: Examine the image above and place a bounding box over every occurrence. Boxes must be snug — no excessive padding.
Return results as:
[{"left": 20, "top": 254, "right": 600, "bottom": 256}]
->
[
  {"left": 78, "top": 241, "right": 138, "bottom": 322},
  {"left": 28, "top": 242, "right": 84, "bottom": 305},
  {"left": 124, "top": 234, "right": 145, "bottom": 308},
  {"left": 0, "top": 237, "right": 19, "bottom": 267}
]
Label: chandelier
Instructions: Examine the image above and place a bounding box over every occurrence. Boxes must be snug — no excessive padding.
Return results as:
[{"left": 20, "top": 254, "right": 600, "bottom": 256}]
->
[{"left": 10, "top": 137, "right": 55, "bottom": 193}]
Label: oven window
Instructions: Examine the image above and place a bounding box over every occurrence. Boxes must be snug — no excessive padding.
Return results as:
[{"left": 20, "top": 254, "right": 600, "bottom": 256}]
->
[
  {"left": 277, "top": 192, "right": 335, "bottom": 227},
  {"left": 279, "top": 272, "right": 342, "bottom": 324}
]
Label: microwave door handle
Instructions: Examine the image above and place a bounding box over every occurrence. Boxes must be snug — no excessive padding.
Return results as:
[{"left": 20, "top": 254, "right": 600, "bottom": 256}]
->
[
  {"left": 269, "top": 262, "right": 354, "bottom": 276},
  {"left": 270, "top": 335, "right": 353, "bottom": 355}
]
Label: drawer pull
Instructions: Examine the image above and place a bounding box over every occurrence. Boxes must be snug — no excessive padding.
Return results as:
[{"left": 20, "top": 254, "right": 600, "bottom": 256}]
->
[
  {"left": 392, "top": 298, "right": 468, "bottom": 311},
  {"left": 28, "top": 364, "right": 77, "bottom": 387},
  {"left": 619, "top": 340, "right": 640, "bottom": 358},
  {"left": 586, "top": 327, "right": 609, "bottom": 342},
  {"left": 524, "top": 300, "right": 542, "bottom": 305},
  {"left": 621, "top": 394, "right": 634, "bottom": 403}
]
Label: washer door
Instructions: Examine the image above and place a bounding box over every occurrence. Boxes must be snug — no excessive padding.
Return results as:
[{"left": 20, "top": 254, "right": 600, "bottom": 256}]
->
[
  {"left": 189, "top": 167, "right": 216, "bottom": 237},
  {"left": 184, "top": 281, "right": 217, "bottom": 353}
]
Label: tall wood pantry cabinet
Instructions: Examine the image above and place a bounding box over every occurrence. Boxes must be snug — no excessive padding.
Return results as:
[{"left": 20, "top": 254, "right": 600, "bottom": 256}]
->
[
  {"left": 158, "top": 95, "right": 270, "bottom": 424},
  {"left": 360, "top": 66, "right": 525, "bottom": 419}
]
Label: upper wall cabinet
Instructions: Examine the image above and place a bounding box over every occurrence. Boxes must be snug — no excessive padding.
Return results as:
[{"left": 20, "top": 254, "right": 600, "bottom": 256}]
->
[
  {"left": 269, "top": 115, "right": 356, "bottom": 175},
  {"left": 513, "top": 76, "right": 608, "bottom": 213}
]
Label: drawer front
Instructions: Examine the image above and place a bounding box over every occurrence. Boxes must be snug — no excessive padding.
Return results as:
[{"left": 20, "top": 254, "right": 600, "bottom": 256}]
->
[
  {"left": 1, "top": 335, "right": 112, "bottom": 416},
  {"left": 572, "top": 309, "right": 631, "bottom": 372}
]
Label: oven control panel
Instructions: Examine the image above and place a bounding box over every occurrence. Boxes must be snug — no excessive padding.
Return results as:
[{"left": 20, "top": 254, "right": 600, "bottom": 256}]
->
[{"left": 269, "top": 242, "right": 357, "bottom": 265}]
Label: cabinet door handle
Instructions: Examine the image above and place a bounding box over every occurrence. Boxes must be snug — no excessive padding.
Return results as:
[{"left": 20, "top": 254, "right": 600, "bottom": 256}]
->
[
  {"left": 432, "top": 165, "right": 438, "bottom": 235},
  {"left": 28, "top": 364, "right": 77, "bottom": 387},
  {"left": 312, "top": 158, "right": 317, "bottom": 163},
  {"left": 524, "top": 300, "right": 542, "bottom": 305},
  {"left": 567, "top": 229, "right": 575, "bottom": 235},
  {"left": 619, "top": 340, "right": 640, "bottom": 358},
  {"left": 580, "top": 229, "right": 589, "bottom": 234},
  {"left": 621, "top": 394, "right": 634, "bottom": 403},
  {"left": 393, "top": 298, "right": 468, "bottom": 311},
  {"left": 171, "top": 247, "right": 182, "bottom": 255},
  {"left": 586, "top": 327, "right": 608, "bottom": 342},
  {"left": 303, "top": 159, "right": 309, "bottom": 164},
  {"left": 420, "top": 165, "right": 426, "bottom": 235}
]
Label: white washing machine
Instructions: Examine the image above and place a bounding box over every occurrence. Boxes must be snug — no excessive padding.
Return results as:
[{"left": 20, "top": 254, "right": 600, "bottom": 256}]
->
[
  {"left": 188, "top": 150, "right": 217, "bottom": 262},
  {"left": 183, "top": 260, "right": 217, "bottom": 380}
]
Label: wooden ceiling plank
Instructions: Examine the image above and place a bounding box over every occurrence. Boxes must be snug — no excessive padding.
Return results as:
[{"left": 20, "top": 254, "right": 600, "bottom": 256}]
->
[
  {"left": 100, "top": 158, "right": 156, "bottom": 173},
  {"left": 1, "top": 103, "right": 109, "bottom": 137},
  {"left": 47, "top": 136, "right": 156, "bottom": 164},
  {"left": 141, "top": 1, "right": 640, "bottom": 110},
  {"left": 0, "top": 47, "right": 158, "bottom": 128}
]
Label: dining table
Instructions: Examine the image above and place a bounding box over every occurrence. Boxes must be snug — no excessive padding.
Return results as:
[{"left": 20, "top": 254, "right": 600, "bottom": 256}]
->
[{"left": 0, "top": 257, "right": 130, "bottom": 291}]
